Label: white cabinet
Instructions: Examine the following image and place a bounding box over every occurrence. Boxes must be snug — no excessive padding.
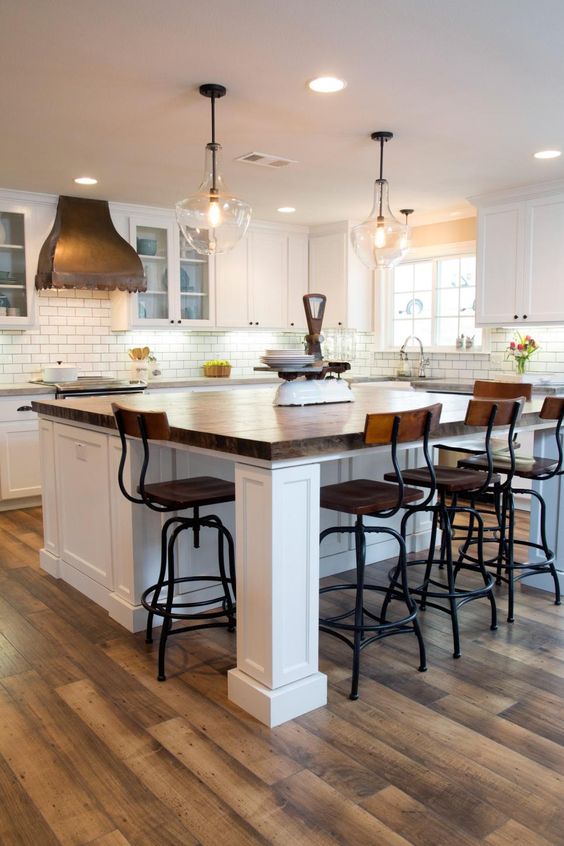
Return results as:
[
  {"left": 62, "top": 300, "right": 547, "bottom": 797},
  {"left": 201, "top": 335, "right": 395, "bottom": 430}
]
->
[
  {"left": 287, "top": 233, "right": 309, "bottom": 330},
  {"left": 522, "top": 194, "right": 564, "bottom": 323},
  {"left": 216, "top": 223, "right": 309, "bottom": 329},
  {"left": 54, "top": 423, "right": 113, "bottom": 588},
  {"left": 0, "top": 396, "right": 43, "bottom": 501},
  {"left": 308, "top": 223, "right": 373, "bottom": 330},
  {"left": 472, "top": 182, "right": 564, "bottom": 326},
  {"left": 248, "top": 229, "right": 287, "bottom": 327},
  {"left": 215, "top": 237, "right": 249, "bottom": 327}
]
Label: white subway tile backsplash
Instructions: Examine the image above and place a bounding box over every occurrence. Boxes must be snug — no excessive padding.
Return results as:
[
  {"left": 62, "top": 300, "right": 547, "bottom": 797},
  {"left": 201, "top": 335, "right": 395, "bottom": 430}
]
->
[{"left": 2, "top": 289, "right": 564, "bottom": 383}]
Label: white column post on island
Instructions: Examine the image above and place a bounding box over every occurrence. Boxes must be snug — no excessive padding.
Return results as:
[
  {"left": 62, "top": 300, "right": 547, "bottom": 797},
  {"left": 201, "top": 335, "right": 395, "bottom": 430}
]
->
[{"left": 227, "top": 460, "right": 327, "bottom": 727}]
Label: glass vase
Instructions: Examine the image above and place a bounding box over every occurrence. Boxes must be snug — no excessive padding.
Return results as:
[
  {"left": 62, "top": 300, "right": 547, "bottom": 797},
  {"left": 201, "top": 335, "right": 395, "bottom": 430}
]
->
[{"left": 515, "top": 357, "right": 527, "bottom": 376}]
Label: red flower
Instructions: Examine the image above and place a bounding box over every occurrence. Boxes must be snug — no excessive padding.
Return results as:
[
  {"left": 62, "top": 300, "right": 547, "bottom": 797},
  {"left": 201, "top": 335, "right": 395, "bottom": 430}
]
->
[
  {"left": 509, "top": 341, "right": 516, "bottom": 349},
  {"left": 525, "top": 335, "right": 532, "bottom": 341},
  {"left": 517, "top": 344, "right": 524, "bottom": 351}
]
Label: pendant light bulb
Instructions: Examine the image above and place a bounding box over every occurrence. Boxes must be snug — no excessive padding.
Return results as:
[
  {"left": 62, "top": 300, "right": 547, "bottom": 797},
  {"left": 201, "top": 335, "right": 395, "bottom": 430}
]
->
[
  {"left": 375, "top": 216, "right": 387, "bottom": 249},
  {"left": 176, "top": 84, "right": 252, "bottom": 256},
  {"left": 351, "top": 131, "right": 409, "bottom": 270},
  {"left": 208, "top": 195, "right": 222, "bottom": 228}
]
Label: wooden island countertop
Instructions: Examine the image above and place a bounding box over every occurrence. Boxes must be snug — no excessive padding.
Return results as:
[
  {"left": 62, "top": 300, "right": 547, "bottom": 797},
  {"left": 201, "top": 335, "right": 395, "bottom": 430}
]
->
[{"left": 31, "top": 384, "right": 547, "bottom": 462}]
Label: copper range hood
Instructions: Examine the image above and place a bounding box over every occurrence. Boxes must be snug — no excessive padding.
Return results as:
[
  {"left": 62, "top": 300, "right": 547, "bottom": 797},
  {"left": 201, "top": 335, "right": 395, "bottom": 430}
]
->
[{"left": 36, "top": 195, "right": 147, "bottom": 292}]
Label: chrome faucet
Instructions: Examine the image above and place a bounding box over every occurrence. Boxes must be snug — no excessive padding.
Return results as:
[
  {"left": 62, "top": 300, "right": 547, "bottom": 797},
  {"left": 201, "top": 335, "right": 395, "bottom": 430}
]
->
[{"left": 400, "top": 335, "right": 430, "bottom": 378}]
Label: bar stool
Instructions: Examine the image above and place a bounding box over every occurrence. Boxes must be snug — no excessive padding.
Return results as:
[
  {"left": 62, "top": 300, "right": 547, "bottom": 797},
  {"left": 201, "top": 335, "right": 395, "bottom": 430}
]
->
[
  {"left": 112, "top": 404, "right": 236, "bottom": 681},
  {"left": 384, "top": 399, "right": 523, "bottom": 658},
  {"left": 457, "top": 395, "right": 564, "bottom": 621},
  {"left": 319, "top": 403, "right": 442, "bottom": 700}
]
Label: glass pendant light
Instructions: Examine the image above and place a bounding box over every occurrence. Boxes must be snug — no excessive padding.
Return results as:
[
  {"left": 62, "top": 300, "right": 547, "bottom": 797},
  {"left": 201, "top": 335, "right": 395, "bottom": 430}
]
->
[
  {"left": 176, "top": 84, "right": 252, "bottom": 256},
  {"left": 351, "top": 131, "right": 409, "bottom": 270},
  {"left": 399, "top": 208, "right": 414, "bottom": 251}
]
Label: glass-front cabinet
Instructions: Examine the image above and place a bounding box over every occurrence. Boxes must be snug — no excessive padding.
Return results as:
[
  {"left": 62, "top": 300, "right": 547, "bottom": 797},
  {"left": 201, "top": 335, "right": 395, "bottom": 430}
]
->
[
  {"left": 0, "top": 209, "right": 31, "bottom": 326},
  {"left": 179, "top": 234, "right": 210, "bottom": 322},
  {"left": 127, "top": 215, "right": 213, "bottom": 328}
]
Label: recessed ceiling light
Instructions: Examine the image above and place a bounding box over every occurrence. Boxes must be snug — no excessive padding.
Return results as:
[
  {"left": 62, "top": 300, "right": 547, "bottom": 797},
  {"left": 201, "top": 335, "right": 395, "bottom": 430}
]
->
[
  {"left": 533, "top": 150, "right": 561, "bottom": 160},
  {"left": 308, "top": 76, "right": 347, "bottom": 93},
  {"left": 277, "top": 206, "right": 296, "bottom": 213},
  {"left": 74, "top": 176, "right": 98, "bottom": 185}
]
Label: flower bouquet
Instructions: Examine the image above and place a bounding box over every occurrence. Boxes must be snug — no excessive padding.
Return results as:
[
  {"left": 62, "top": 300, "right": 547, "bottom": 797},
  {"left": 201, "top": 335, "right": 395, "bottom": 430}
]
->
[{"left": 506, "top": 332, "right": 539, "bottom": 375}]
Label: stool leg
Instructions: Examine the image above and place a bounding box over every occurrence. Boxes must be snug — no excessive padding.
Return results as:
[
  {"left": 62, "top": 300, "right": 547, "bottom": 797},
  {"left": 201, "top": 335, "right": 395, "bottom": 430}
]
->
[
  {"left": 472, "top": 508, "right": 497, "bottom": 631},
  {"left": 157, "top": 522, "right": 185, "bottom": 682},
  {"left": 217, "top": 524, "right": 236, "bottom": 631},
  {"left": 506, "top": 490, "right": 516, "bottom": 623},
  {"left": 496, "top": 486, "right": 508, "bottom": 587},
  {"left": 397, "top": 532, "right": 427, "bottom": 672},
  {"left": 147, "top": 516, "right": 179, "bottom": 645},
  {"left": 350, "top": 516, "right": 366, "bottom": 701},
  {"left": 420, "top": 508, "right": 440, "bottom": 611},
  {"left": 441, "top": 506, "right": 461, "bottom": 659}
]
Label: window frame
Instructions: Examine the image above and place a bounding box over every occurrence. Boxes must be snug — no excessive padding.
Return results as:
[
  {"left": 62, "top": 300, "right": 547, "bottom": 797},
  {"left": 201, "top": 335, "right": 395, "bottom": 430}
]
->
[{"left": 383, "top": 240, "right": 488, "bottom": 352}]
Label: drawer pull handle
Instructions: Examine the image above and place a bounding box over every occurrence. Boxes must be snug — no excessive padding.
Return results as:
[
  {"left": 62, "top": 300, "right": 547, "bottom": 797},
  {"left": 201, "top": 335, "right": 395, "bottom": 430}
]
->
[{"left": 17, "top": 405, "right": 33, "bottom": 412}]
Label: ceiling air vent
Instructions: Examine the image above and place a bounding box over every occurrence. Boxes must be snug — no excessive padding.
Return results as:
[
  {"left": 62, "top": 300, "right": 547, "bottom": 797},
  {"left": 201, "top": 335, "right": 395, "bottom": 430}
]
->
[{"left": 235, "top": 152, "right": 297, "bottom": 168}]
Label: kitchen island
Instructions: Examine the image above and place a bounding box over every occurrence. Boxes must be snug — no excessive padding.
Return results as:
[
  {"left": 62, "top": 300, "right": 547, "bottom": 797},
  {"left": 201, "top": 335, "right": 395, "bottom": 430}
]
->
[{"left": 33, "top": 385, "right": 562, "bottom": 726}]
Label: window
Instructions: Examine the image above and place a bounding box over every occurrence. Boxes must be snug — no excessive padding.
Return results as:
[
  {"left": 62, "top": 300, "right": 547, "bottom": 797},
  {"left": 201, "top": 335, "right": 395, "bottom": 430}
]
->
[{"left": 392, "top": 253, "right": 481, "bottom": 349}]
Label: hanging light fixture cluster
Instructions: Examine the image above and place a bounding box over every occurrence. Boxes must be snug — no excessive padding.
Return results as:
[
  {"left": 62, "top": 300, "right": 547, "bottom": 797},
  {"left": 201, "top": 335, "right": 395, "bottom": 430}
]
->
[
  {"left": 176, "top": 84, "right": 252, "bottom": 256},
  {"left": 351, "top": 131, "right": 410, "bottom": 270}
]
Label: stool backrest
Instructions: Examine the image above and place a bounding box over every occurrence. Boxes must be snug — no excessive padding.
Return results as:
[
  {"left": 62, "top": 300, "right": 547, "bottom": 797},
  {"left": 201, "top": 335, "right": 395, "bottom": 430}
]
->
[
  {"left": 538, "top": 395, "right": 564, "bottom": 477},
  {"left": 111, "top": 403, "right": 172, "bottom": 510},
  {"left": 364, "top": 403, "right": 442, "bottom": 445},
  {"left": 465, "top": 397, "right": 523, "bottom": 489},
  {"left": 473, "top": 379, "right": 533, "bottom": 401},
  {"left": 364, "top": 403, "right": 442, "bottom": 515}
]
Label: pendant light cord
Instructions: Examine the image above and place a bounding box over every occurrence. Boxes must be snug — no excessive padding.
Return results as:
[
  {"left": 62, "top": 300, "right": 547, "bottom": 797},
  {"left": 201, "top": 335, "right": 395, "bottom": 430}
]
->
[
  {"left": 378, "top": 136, "right": 385, "bottom": 217},
  {"left": 210, "top": 93, "right": 217, "bottom": 194}
]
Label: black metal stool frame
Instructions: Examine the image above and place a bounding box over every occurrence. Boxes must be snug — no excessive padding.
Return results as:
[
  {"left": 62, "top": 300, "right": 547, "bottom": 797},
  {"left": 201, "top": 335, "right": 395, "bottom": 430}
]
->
[
  {"left": 319, "top": 409, "right": 438, "bottom": 701},
  {"left": 386, "top": 402, "right": 513, "bottom": 658},
  {"left": 114, "top": 409, "right": 236, "bottom": 681},
  {"left": 457, "top": 399, "right": 564, "bottom": 622}
]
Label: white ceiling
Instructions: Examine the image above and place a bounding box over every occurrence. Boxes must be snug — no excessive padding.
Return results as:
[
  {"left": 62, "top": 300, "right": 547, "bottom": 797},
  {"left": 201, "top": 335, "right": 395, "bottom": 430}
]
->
[{"left": 2, "top": 0, "right": 564, "bottom": 225}]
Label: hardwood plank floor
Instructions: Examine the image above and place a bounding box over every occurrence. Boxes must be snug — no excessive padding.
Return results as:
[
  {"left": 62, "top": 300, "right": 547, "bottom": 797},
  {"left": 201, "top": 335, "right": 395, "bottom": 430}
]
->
[{"left": 0, "top": 506, "right": 562, "bottom": 845}]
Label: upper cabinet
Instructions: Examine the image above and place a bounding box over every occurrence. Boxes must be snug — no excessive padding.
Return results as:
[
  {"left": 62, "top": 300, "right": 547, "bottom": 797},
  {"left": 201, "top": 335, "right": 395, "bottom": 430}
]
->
[
  {"left": 0, "top": 192, "right": 57, "bottom": 329},
  {"left": 216, "top": 224, "right": 308, "bottom": 329},
  {"left": 472, "top": 182, "right": 564, "bottom": 325},
  {"left": 308, "top": 223, "right": 373, "bottom": 330}
]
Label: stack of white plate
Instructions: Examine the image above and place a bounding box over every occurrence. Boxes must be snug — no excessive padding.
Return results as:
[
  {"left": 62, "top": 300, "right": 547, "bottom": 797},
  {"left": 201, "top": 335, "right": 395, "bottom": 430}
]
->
[{"left": 260, "top": 349, "right": 316, "bottom": 368}]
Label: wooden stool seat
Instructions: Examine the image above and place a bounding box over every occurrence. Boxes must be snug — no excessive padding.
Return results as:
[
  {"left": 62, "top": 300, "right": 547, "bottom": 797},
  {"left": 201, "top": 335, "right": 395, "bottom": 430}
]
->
[
  {"left": 321, "top": 479, "right": 423, "bottom": 515},
  {"left": 385, "top": 466, "right": 501, "bottom": 494},
  {"left": 142, "top": 476, "right": 235, "bottom": 509},
  {"left": 458, "top": 453, "right": 558, "bottom": 480}
]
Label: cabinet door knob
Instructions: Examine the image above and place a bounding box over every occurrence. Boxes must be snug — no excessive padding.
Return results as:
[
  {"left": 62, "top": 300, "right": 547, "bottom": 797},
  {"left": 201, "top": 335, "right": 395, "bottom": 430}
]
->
[
  {"left": 170, "top": 319, "right": 174, "bottom": 324},
  {"left": 514, "top": 315, "right": 518, "bottom": 320},
  {"left": 255, "top": 322, "right": 259, "bottom": 326},
  {"left": 338, "top": 321, "right": 343, "bottom": 326},
  {"left": 523, "top": 314, "right": 527, "bottom": 319},
  {"left": 17, "top": 405, "right": 33, "bottom": 412},
  {"left": 249, "top": 321, "right": 253, "bottom": 325},
  {"left": 177, "top": 320, "right": 181, "bottom": 324},
  {"left": 290, "top": 322, "right": 294, "bottom": 327}
]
